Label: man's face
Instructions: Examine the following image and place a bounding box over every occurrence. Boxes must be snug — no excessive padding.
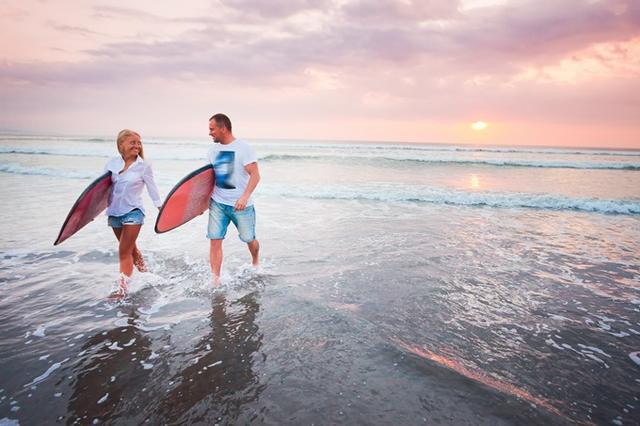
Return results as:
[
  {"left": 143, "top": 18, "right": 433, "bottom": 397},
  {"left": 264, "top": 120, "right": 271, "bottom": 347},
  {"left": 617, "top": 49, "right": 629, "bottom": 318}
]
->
[{"left": 209, "top": 120, "right": 223, "bottom": 143}]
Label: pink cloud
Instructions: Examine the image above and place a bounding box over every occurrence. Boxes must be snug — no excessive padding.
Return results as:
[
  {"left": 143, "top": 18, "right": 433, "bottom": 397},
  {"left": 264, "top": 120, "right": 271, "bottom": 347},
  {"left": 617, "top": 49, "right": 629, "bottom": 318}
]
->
[
  {"left": 223, "top": 0, "right": 331, "bottom": 18},
  {"left": 4, "top": 0, "right": 639, "bottom": 83},
  {"left": 0, "top": 0, "right": 639, "bottom": 147}
]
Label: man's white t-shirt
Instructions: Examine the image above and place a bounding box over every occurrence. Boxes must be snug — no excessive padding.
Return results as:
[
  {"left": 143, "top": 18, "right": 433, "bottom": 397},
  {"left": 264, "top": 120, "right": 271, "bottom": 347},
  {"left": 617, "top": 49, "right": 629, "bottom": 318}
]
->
[{"left": 207, "top": 139, "right": 258, "bottom": 206}]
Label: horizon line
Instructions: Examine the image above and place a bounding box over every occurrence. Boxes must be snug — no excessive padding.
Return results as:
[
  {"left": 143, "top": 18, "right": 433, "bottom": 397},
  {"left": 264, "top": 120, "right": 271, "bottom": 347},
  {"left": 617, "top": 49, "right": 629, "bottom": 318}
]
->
[{"left": 1, "top": 129, "right": 639, "bottom": 152}]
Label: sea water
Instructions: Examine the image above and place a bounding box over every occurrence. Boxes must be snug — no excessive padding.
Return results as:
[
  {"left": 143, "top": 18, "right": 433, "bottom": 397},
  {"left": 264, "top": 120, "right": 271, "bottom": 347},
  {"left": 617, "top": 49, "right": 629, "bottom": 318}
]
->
[{"left": 0, "top": 134, "right": 639, "bottom": 424}]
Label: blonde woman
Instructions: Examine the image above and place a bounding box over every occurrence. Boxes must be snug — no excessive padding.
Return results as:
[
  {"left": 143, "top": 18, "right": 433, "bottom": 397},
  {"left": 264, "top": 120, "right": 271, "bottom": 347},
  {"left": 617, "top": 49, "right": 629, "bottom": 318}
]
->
[{"left": 104, "top": 129, "right": 162, "bottom": 296}]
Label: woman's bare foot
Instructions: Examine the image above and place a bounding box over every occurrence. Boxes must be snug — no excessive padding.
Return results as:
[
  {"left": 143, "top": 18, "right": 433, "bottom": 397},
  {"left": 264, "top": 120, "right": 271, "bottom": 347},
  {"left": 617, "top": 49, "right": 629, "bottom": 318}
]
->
[
  {"left": 212, "top": 275, "right": 221, "bottom": 288},
  {"left": 109, "top": 274, "right": 130, "bottom": 298}
]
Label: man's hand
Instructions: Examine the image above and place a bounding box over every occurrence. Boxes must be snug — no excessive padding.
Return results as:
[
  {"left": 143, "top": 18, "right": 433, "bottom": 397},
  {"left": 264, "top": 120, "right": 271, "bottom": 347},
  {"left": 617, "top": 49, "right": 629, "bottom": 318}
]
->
[
  {"left": 235, "top": 162, "right": 259, "bottom": 211},
  {"left": 235, "top": 195, "right": 249, "bottom": 211}
]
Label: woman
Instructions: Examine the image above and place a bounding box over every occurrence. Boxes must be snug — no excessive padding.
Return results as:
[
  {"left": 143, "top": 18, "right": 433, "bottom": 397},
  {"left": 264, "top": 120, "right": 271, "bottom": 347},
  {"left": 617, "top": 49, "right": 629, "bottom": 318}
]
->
[{"left": 104, "top": 129, "right": 162, "bottom": 296}]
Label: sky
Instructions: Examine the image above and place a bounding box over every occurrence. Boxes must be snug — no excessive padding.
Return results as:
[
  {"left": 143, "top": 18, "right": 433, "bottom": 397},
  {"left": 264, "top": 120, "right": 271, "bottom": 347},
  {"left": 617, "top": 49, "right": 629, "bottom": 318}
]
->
[{"left": 1, "top": 0, "right": 639, "bottom": 148}]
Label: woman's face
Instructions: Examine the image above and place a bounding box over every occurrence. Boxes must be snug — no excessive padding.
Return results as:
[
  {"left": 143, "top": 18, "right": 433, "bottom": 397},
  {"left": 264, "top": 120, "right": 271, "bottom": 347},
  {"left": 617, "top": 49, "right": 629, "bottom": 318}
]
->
[{"left": 120, "top": 134, "right": 142, "bottom": 158}]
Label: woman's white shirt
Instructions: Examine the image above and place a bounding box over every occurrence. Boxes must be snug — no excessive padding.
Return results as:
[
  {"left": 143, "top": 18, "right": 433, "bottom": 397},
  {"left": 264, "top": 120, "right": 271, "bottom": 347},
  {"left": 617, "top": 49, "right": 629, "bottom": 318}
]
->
[{"left": 104, "top": 156, "right": 162, "bottom": 217}]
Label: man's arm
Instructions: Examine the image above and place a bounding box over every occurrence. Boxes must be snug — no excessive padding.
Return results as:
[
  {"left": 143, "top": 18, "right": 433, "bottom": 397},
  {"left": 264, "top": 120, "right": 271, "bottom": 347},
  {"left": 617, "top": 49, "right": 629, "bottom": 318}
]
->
[{"left": 235, "top": 162, "right": 260, "bottom": 210}]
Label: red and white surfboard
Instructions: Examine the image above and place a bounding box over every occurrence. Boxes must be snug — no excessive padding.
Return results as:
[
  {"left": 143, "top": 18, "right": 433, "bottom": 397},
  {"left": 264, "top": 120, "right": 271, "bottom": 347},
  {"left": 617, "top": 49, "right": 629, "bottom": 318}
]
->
[
  {"left": 155, "top": 164, "right": 215, "bottom": 233},
  {"left": 54, "top": 172, "right": 113, "bottom": 245}
]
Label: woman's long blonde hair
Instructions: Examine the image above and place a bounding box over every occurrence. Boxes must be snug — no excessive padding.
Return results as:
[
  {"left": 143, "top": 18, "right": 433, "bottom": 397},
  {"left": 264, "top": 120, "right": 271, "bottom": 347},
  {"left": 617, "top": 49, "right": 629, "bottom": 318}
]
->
[{"left": 116, "top": 129, "right": 144, "bottom": 159}]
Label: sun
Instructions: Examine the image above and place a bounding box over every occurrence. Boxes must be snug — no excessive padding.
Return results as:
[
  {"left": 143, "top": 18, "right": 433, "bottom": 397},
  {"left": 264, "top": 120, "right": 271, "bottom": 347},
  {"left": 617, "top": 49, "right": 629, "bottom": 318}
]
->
[{"left": 471, "top": 121, "right": 488, "bottom": 131}]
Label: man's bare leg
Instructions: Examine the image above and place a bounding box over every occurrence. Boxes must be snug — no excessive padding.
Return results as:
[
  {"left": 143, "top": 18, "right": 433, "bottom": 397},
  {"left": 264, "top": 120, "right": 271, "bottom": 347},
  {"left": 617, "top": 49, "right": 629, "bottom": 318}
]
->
[
  {"left": 209, "top": 239, "right": 223, "bottom": 287},
  {"left": 248, "top": 239, "right": 259, "bottom": 267}
]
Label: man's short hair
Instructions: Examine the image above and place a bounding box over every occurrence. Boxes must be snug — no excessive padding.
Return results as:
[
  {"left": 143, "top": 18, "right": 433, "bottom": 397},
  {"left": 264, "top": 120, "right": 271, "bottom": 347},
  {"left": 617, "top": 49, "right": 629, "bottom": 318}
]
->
[{"left": 210, "top": 113, "right": 232, "bottom": 132}]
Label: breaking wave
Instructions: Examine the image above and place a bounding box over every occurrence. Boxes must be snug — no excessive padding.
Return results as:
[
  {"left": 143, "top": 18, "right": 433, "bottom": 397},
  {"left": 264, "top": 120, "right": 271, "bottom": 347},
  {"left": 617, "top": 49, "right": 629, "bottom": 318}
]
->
[
  {"left": 0, "top": 162, "right": 96, "bottom": 179},
  {"left": 261, "top": 184, "right": 640, "bottom": 215},
  {"left": 259, "top": 154, "right": 640, "bottom": 170}
]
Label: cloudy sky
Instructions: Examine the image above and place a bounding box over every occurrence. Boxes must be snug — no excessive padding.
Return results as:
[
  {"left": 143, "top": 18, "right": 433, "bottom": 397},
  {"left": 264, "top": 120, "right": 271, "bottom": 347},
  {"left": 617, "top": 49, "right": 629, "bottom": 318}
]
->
[{"left": 1, "top": 0, "right": 639, "bottom": 147}]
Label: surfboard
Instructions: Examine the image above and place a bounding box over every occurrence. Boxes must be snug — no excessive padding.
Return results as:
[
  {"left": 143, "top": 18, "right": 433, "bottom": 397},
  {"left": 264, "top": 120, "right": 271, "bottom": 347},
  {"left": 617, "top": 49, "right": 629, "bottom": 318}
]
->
[
  {"left": 54, "top": 171, "right": 113, "bottom": 245},
  {"left": 155, "top": 164, "right": 215, "bottom": 233}
]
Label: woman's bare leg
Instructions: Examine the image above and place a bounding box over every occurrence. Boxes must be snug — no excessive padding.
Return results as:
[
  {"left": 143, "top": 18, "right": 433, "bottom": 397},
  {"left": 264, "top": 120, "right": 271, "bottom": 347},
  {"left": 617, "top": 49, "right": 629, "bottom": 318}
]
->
[
  {"left": 118, "top": 225, "right": 142, "bottom": 277},
  {"left": 113, "top": 227, "right": 146, "bottom": 272}
]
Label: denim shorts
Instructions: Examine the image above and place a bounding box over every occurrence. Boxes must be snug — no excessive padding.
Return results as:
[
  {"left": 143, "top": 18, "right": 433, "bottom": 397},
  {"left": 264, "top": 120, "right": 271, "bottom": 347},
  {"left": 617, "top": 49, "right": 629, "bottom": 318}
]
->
[
  {"left": 207, "top": 200, "right": 256, "bottom": 243},
  {"left": 108, "top": 208, "right": 145, "bottom": 228}
]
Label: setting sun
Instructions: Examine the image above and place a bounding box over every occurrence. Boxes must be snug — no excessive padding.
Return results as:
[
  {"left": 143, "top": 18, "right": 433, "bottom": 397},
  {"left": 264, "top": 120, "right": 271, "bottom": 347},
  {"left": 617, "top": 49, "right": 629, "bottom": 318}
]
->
[{"left": 471, "top": 121, "right": 488, "bottom": 130}]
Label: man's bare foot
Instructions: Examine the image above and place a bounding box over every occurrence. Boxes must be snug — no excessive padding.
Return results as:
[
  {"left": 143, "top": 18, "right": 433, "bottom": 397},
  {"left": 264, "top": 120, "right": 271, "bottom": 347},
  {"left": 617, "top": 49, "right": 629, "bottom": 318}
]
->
[{"left": 133, "top": 249, "right": 148, "bottom": 272}]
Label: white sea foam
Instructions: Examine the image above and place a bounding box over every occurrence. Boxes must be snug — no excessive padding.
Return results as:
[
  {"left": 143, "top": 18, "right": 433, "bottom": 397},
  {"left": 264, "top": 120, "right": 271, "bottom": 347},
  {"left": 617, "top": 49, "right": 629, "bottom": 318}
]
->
[
  {"left": 113, "top": 319, "right": 129, "bottom": 328},
  {"left": 0, "top": 146, "right": 111, "bottom": 158},
  {"left": 577, "top": 344, "right": 611, "bottom": 358},
  {"left": 261, "top": 184, "right": 640, "bottom": 215},
  {"left": 583, "top": 353, "right": 609, "bottom": 368},
  {"left": 0, "top": 162, "right": 95, "bottom": 179},
  {"left": 108, "top": 342, "right": 123, "bottom": 351},
  {"left": 4, "top": 133, "right": 640, "bottom": 155},
  {"left": 0, "top": 134, "right": 207, "bottom": 146},
  {"left": 259, "top": 153, "right": 640, "bottom": 170},
  {"left": 630, "top": 352, "right": 640, "bottom": 367},
  {"left": 137, "top": 300, "right": 166, "bottom": 316},
  {"left": 0, "top": 146, "right": 202, "bottom": 161},
  {"left": 545, "top": 338, "right": 564, "bottom": 350},
  {"left": 3, "top": 143, "right": 639, "bottom": 169},
  {"left": 32, "top": 325, "right": 47, "bottom": 337},
  {"left": 260, "top": 142, "right": 640, "bottom": 157},
  {"left": 609, "top": 331, "right": 631, "bottom": 338},
  {"left": 135, "top": 323, "right": 171, "bottom": 332},
  {"left": 0, "top": 135, "right": 110, "bottom": 143},
  {"left": 549, "top": 315, "right": 573, "bottom": 322},
  {"left": 593, "top": 314, "right": 616, "bottom": 322},
  {"left": 23, "top": 358, "right": 69, "bottom": 387}
]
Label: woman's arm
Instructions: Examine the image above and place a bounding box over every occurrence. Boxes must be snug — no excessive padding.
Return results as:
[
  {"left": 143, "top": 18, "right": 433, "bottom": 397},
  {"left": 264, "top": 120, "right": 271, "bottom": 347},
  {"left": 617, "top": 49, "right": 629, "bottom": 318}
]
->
[{"left": 143, "top": 163, "right": 163, "bottom": 208}]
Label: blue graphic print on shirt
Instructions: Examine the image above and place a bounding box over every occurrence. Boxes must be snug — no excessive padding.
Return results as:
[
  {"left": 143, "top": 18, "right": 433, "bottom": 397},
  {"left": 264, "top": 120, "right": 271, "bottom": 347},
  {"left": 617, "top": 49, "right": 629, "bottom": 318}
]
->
[{"left": 214, "top": 151, "right": 236, "bottom": 189}]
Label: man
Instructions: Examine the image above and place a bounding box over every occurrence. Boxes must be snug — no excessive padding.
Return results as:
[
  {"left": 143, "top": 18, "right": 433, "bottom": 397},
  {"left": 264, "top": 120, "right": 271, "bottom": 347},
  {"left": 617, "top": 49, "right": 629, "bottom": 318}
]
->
[{"left": 207, "top": 113, "right": 260, "bottom": 286}]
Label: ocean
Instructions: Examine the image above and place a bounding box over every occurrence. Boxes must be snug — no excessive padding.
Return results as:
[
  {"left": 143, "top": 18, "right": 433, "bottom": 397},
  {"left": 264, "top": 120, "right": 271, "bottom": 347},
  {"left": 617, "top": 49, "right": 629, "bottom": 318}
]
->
[{"left": 0, "top": 134, "right": 639, "bottom": 425}]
